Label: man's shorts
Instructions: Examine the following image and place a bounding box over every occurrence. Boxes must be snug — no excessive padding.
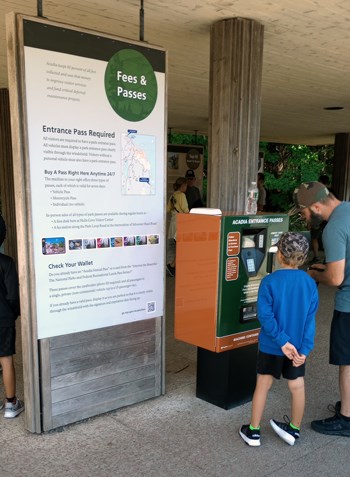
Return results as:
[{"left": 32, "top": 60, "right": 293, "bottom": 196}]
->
[
  {"left": 310, "top": 227, "right": 323, "bottom": 240},
  {"left": 0, "top": 326, "right": 16, "bottom": 357},
  {"left": 310, "top": 220, "right": 327, "bottom": 240},
  {"left": 330, "top": 310, "right": 350, "bottom": 365},
  {"left": 257, "top": 350, "right": 305, "bottom": 380}
]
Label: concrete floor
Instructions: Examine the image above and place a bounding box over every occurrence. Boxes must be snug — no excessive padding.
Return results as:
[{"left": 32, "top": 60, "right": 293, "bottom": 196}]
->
[{"left": 1, "top": 276, "right": 349, "bottom": 477}]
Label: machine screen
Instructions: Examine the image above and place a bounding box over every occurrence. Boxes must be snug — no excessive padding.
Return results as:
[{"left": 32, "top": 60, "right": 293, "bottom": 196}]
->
[{"left": 246, "top": 258, "right": 256, "bottom": 273}]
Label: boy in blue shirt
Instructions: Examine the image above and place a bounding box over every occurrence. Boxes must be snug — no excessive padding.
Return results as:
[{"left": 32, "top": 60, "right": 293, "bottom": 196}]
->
[{"left": 240, "top": 232, "right": 318, "bottom": 446}]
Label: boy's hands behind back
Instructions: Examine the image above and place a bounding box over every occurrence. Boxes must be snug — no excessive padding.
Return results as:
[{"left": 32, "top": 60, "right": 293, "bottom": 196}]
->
[
  {"left": 281, "top": 342, "right": 297, "bottom": 360},
  {"left": 292, "top": 353, "right": 306, "bottom": 367},
  {"left": 281, "top": 342, "right": 306, "bottom": 367}
]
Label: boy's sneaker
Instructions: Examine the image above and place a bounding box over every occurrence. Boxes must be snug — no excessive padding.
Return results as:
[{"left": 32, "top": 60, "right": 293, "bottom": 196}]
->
[
  {"left": 166, "top": 264, "right": 175, "bottom": 277},
  {"left": 311, "top": 413, "right": 350, "bottom": 436},
  {"left": 239, "top": 424, "right": 261, "bottom": 446},
  {"left": 270, "top": 416, "right": 300, "bottom": 445},
  {"left": 4, "top": 399, "right": 25, "bottom": 418}
]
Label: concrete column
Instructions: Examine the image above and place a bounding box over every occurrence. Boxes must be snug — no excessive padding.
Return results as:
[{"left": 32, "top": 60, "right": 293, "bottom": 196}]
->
[
  {"left": 333, "top": 133, "right": 350, "bottom": 201},
  {"left": 208, "top": 18, "right": 264, "bottom": 212}
]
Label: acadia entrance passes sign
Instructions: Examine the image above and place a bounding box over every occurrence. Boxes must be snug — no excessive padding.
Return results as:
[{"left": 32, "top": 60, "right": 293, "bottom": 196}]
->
[{"left": 22, "top": 19, "right": 166, "bottom": 339}]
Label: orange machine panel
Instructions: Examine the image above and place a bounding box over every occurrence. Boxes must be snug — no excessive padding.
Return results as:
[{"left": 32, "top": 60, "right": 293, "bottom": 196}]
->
[{"left": 174, "top": 214, "right": 221, "bottom": 351}]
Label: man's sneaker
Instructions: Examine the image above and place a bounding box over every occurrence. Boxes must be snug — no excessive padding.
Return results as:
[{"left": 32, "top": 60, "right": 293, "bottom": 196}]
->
[
  {"left": 327, "top": 401, "right": 341, "bottom": 414},
  {"left": 239, "top": 424, "right": 261, "bottom": 446},
  {"left": 166, "top": 264, "right": 175, "bottom": 277},
  {"left": 270, "top": 416, "right": 300, "bottom": 445},
  {"left": 4, "top": 399, "right": 25, "bottom": 418},
  {"left": 311, "top": 413, "right": 350, "bottom": 436}
]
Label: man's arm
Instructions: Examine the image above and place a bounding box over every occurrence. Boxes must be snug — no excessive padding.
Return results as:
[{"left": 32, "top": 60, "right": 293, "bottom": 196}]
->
[{"left": 308, "top": 259, "right": 345, "bottom": 287}]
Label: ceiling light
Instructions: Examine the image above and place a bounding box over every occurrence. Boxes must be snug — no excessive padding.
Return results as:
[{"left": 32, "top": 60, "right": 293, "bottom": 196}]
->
[{"left": 323, "top": 106, "right": 344, "bottom": 110}]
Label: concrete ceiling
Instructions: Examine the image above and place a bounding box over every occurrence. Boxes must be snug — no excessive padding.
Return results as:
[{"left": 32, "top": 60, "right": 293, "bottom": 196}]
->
[{"left": 1, "top": 1, "right": 350, "bottom": 145}]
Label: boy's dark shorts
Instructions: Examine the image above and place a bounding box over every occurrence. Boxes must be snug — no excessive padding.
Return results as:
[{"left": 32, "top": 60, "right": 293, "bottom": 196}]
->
[
  {"left": 0, "top": 326, "right": 16, "bottom": 357},
  {"left": 330, "top": 310, "right": 350, "bottom": 365},
  {"left": 257, "top": 350, "right": 305, "bottom": 380}
]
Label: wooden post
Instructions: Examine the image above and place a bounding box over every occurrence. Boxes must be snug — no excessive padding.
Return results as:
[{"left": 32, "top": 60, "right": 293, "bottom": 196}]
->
[
  {"left": 208, "top": 18, "right": 264, "bottom": 212},
  {"left": 333, "top": 133, "right": 350, "bottom": 201},
  {"left": 6, "top": 13, "right": 42, "bottom": 433},
  {"left": 0, "top": 89, "right": 18, "bottom": 261}
]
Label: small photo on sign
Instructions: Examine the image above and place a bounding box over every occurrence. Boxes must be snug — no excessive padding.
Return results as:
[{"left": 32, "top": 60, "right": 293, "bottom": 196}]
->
[
  {"left": 42, "top": 237, "right": 66, "bottom": 255},
  {"left": 97, "top": 238, "right": 110, "bottom": 248},
  {"left": 136, "top": 235, "right": 147, "bottom": 245},
  {"left": 124, "top": 236, "right": 135, "bottom": 246},
  {"left": 69, "top": 239, "right": 82, "bottom": 251},
  {"left": 83, "top": 239, "right": 96, "bottom": 249},
  {"left": 111, "top": 237, "right": 123, "bottom": 247},
  {"left": 148, "top": 234, "right": 159, "bottom": 244}
]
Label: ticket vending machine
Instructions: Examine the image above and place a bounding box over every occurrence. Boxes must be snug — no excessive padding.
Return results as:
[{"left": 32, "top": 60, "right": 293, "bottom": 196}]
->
[{"left": 174, "top": 210, "right": 289, "bottom": 409}]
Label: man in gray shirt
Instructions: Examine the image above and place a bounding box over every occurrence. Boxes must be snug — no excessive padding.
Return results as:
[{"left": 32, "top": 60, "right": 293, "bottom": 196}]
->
[{"left": 293, "top": 181, "right": 350, "bottom": 437}]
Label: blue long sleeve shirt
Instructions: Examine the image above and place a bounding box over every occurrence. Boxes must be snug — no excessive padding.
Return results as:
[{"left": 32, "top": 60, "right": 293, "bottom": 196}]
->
[{"left": 257, "top": 269, "right": 318, "bottom": 357}]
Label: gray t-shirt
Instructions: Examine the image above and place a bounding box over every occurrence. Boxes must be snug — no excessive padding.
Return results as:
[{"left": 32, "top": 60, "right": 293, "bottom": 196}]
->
[{"left": 323, "top": 202, "right": 350, "bottom": 312}]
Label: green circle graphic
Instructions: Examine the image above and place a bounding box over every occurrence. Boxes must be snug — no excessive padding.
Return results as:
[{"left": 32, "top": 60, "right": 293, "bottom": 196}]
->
[{"left": 105, "top": 49, "right": 158, "bottom": 121}]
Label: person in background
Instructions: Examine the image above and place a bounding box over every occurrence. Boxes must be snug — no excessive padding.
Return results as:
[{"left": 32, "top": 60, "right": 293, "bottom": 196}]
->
[
  {"left": 294, "top": 181, "right": 350, "bottom": 437},
  {"left": 240, "top": 232, "right": 318, "bottom": 447},
  {"left": 257, "top": 172, "right": 267, "bottom": 212},
  {"left": 166, "top": 177, "right": 189, "bottom": 277},
  {"left": 185, "top": 169, "right": 203, "bottom": 209},
  {"left": 0, "top": 215, "right": 24, "bottom": 418},
  {"left": 308, "top": 174, "right": 331, "bottom": 265}
]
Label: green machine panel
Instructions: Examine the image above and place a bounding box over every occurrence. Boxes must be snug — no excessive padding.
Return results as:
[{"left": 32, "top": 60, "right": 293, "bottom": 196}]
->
[{"left": 216, "top": 214, "right": 289, "bottom": 351}]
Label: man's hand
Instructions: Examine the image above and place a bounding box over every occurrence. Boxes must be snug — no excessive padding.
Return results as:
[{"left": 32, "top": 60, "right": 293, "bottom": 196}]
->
[
  {"left": 307, "top": 263, "right": 326, "bottom": 280},
  {"left": 308, "top": 260, "right": 345, "bottom": 287}
]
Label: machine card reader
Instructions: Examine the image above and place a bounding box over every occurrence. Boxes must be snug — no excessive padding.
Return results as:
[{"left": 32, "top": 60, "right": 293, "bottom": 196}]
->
[{"left": 241, "top": 228, "right": 267, "bottom": 277}]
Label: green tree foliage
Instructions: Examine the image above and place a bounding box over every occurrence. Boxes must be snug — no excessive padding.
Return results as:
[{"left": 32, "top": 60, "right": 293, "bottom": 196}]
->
[
  {"left": 168, "top": 132, "right": 208, "bottom": 151},
  {"left": 167, "top": 133, "right": 334, "bottom": 217},
  {"left": 260, "top": 142, "right": 333, "bottom": 212}
]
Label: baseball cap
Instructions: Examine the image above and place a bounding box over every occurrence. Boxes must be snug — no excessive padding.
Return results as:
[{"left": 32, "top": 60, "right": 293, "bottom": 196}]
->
[
  {"left": 289, "top": 181, "right": 329, "bottom": 215},
  {"left": 277, "top": 231, "right": 309, "bottom": 259},
  {"left": 185, "top": 169, "right": 195, "bottom": 179}
]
